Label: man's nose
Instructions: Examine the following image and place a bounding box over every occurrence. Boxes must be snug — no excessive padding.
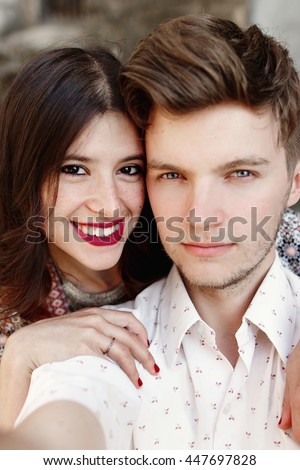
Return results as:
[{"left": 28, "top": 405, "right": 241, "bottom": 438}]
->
[{"left": 187, "top": 183, "right": 225, "bottom": 227}]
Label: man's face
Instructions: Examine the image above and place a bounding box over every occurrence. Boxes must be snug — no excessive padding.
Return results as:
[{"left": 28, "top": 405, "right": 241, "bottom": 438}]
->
[{"left": 146, "top": 103, "right": 300, "bottom": 291}]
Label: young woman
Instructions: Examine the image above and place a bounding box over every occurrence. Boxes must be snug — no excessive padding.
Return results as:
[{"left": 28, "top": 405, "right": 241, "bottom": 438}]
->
[
  {"left": 0, "top": 45, "right": 299, "bottom": 438},
  {"left": 0, "top": 46, "right": 171, "bottom": 429}
]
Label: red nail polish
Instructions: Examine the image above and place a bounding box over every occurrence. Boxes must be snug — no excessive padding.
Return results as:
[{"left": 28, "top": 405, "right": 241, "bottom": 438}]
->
[
  {"left": 138, "top": 378, "right": 143, "bottom": 387},
  {"left": 278, "top": 417, "right": 282, "bottom": 425},
  {"left": 147, "top": 339, "right": 150, "bottom": 347},
  {"left": 154, "top": 363, "right": 160, "bottom": 373}
]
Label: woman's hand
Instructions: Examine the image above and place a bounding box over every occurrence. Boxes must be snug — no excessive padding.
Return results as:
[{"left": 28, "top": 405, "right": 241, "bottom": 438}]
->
[
  {"left": 279, "top": 341, "right": 300, "bottom": 442},
  {"left": 0, "top": 308, "right": 158, "bottom": 429}
]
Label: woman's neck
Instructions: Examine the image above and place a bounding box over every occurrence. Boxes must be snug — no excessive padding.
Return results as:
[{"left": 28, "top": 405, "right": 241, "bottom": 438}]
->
[{"left": 49, "top": 247, "right": 122, "bottom": 294}]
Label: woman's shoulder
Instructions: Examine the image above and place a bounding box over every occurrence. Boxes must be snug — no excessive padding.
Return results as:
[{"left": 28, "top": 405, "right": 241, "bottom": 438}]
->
[
  {"left": 0, "top": 314, "right": 30, "bottom": 360},
  {"left": 276, "top": 208, "right": 300, "bottom": 276}
]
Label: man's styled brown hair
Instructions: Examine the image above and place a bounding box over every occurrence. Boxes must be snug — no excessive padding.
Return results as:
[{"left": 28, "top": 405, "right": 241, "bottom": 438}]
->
[{"left": 121, "top": 14, "right": 300, "bottom": 172}]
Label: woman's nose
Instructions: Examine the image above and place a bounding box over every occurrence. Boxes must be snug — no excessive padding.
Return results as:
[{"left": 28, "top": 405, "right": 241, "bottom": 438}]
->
[{"left": 85, "top": 182, "right": 121, "bottom": 218}]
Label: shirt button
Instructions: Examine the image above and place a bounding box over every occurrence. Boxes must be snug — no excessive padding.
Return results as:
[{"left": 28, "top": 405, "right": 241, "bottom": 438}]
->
[{"left": 223, "top": 404, "right": 231, "bottom": 414}]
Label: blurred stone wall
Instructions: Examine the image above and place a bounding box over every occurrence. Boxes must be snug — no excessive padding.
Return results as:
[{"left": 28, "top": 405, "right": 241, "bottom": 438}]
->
[
  {"left": 0, "top": 0, "right": 247, "bottom": 103},
  {"left": 250, "top": 0, "right": 300, "bottom": 72},
  {"left": 250, "top": 0, "right": 300, "bottom": 212}
]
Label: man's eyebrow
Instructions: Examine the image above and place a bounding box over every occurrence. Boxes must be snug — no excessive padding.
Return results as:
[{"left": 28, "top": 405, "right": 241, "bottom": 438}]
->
[
  {"left": 147, "top": 157, "right": 270, "bottom": 173},
  {"left": 216, "top": 157, "right": 270, "bottom": 172},
  {"left": 147, "top": 160, "right": 182, "bottom": 172}
]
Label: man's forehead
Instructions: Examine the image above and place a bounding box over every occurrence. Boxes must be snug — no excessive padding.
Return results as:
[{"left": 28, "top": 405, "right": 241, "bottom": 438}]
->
[
  {"left": 146, "top": 103, "right": 279, "bottom": 136},
  {"left": 145, "top": 103, "right": 285, "bottom": 172}
]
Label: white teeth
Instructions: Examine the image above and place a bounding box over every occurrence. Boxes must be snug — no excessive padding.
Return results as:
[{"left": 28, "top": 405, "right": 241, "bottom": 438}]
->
[
  {"left": 79, "top": 225, "right": 89, "bottom": 235},
  {"left": 103, "top": 224, "right": 119, "bottom": 237},
  {"left": 95, "top": 227, "right": 104, "bottom": 237},
  {"left": 77, "top": 223, "right": 119, "bottom": 238}
]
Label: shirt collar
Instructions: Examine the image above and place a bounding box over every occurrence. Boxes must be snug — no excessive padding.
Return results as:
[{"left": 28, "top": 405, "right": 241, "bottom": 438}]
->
[
  {"left": 158, "top": 255, "right": 299, "bottom": 367},
  {"left": 244, "top": 253, "right": 299, "bottom": 364}
]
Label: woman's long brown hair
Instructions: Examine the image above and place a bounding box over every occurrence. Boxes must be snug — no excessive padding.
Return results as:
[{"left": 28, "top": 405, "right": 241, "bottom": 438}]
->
[{"left": 0, "top": 47, "right": 170, "bottom": 321}]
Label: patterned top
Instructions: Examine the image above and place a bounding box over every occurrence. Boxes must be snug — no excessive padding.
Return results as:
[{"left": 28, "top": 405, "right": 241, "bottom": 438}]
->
[
  {"left": 0, "top": 260, "right": 127, "bottom": 358},
  {"left": 16, "top": 255, "right": 300, "bottom": 449}
]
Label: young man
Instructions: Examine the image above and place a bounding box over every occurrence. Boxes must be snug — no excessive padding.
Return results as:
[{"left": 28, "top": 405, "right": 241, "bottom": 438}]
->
[{"left": 9, "top": 14, "right": 300, "bottom": 449}]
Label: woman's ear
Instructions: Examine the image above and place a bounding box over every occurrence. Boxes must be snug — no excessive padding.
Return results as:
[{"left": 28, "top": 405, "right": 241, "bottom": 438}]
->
[{"left": 287, "top": 161, "right": 300, "bottom": 208}]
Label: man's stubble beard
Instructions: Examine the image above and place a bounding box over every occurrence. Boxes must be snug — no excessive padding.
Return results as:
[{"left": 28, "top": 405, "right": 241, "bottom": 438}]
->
[{"left": 162, "top": 205, "right": 287, "bottom": 294}]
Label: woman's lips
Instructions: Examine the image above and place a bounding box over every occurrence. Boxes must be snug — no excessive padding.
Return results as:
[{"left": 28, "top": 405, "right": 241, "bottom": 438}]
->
[{"left": 71, "top": 220, "right": 125, "bottom": 246}]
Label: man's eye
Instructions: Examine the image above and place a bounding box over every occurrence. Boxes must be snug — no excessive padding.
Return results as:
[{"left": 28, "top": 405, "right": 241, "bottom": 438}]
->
[
  {"left": 232, "top": 170, "right": 252, "bottom": 178},
  {"left": 60, "top": 165, "right": 86, "bottom": 175},
  {"left": 162, "top": 172, "right": 180, "bottom": 179},
  {"left": 119, "top": 165, "right": 143, "bottom": 176},
  {"left": 162, "top": 173, "right": 179, "bottom": 180}
]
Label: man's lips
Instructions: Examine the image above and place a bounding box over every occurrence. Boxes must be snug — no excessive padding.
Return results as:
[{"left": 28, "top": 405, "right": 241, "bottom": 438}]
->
[
  {"left": 183, "top": 242, "right": 235, "bottom": 257},
  {"left": 185, "top": 242, "right": 233, "bottom": 248}
]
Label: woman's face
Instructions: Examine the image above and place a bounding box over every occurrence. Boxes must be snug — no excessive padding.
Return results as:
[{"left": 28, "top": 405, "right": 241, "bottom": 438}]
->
[{"left": 42, "top": 112, "right": 145, "bottom": 277}]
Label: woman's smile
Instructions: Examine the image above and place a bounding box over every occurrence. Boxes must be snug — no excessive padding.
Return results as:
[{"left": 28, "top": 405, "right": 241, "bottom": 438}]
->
[{"left": 71, "top": 219, "right": 125, "bottom": 246}]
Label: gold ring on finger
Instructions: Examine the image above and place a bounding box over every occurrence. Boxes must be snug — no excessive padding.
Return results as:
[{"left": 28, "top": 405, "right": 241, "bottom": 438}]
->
[{"left": 103, "top": 337, "right": 116, "bottom": 355}]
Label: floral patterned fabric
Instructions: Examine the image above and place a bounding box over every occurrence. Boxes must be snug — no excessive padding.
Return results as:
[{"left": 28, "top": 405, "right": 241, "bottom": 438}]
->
[
  {"left": 0, "top": 261, "right": 69, "bottom": 358},
  {"left": 276, "top": 208, "right": 300, "bottom": 276}
]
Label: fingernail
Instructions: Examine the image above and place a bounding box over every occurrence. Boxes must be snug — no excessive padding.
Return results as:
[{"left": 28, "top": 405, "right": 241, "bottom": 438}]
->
[
  {"left": 147, "top": 339, "right": 150, "bottom": 347},
  {"left": 154, "top": 363, "right": 160, "bottom": 373},
  {"left": 138, "top": 378, "right": 143, "bottom": 387},
  {"left": 278, "top": 417, "right": 282, "bottom": 425}
]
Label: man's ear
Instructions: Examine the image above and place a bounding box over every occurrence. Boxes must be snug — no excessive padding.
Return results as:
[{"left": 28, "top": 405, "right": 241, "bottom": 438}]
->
[{"left": 287, "top": 161, "right": 300, "bottom": 208}]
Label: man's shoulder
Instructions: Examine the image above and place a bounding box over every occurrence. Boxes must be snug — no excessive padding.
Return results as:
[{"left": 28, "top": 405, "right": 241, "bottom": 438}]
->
[
  {"left": 109, "top": 274, "right": 169, "bottom": 315},
  {"left": 133, "top": 276, "right": 169, "bottom": 310},
  {"left": 282, "top": 262, "right": 300, "bottom": 301}
]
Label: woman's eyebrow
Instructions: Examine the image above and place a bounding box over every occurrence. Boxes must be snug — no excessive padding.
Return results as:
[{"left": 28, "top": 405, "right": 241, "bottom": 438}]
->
[
  {"left": 63, "top": 154, "right": 145, "bottom": 163},
  {"left": 63, "top": 154, "right": 92, "bottom": 163},
  {"left": 118, "top": 154, "right": 145, "bottom": 163}
]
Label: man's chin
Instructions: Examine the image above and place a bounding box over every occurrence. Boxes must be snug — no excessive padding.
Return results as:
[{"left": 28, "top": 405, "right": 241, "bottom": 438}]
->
[{"left": 178, "top": 265, "right": 234, "bottom": 290}]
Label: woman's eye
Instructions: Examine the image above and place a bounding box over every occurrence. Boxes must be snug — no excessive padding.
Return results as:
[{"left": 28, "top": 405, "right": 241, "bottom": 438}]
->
[
  {"left": 119, "top": 165, "right": 143, "bottom": 176},
  {"left": 60, "top": 165, "right": 86, "bottom": 175},
  {"left": 162, "top": 172, "right": 180, "bottom": 179}
]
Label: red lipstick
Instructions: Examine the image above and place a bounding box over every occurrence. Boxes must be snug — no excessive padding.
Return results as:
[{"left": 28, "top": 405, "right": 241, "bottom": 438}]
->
[{"left": 71, "top": 220, "right": 125, "bottom": 246}]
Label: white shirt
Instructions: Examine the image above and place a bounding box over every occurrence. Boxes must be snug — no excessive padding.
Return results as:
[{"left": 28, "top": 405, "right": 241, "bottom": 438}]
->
[{"left": 16, "top": 255, "right": 300, "bottom": 449}]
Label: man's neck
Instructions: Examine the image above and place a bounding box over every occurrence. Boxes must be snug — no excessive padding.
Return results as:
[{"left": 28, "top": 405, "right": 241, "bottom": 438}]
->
[{"left": 184, "top": 254, "right": 275, "bottom": 366}]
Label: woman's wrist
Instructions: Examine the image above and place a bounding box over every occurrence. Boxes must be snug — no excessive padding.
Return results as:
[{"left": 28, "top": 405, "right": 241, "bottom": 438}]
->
[{"left": 0, "top": 333, "right": 34, "bottom": 430}]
